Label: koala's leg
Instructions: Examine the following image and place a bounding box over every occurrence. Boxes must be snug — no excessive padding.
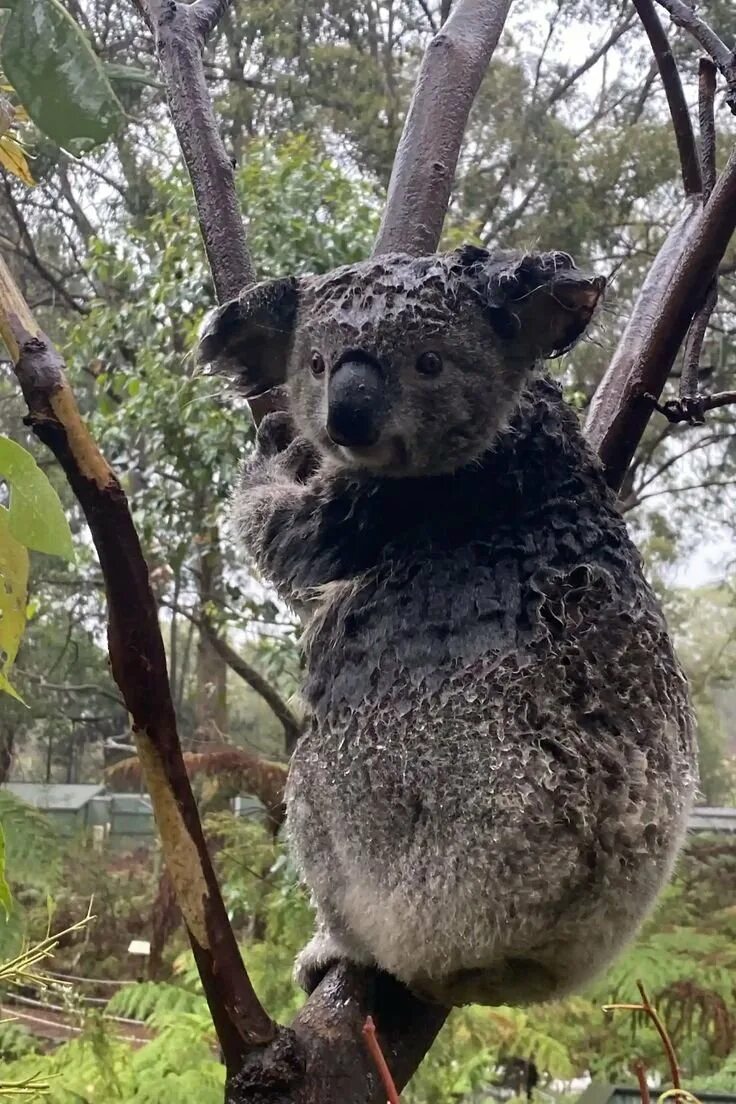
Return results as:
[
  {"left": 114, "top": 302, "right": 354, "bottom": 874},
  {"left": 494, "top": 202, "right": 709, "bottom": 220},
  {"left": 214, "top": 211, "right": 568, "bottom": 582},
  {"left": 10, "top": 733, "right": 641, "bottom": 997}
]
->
[{"left": 294, "top": 912, "right": 375, "bottom": 994}]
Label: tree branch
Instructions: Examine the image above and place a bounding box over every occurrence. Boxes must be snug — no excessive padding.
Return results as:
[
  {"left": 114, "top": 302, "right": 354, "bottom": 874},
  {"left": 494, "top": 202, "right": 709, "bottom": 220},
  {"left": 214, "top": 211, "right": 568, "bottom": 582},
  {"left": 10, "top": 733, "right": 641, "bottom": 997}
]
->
[
  {"left": 0, "top": 255, "right": 276, "bottom": 1071},
  {"left": 164, "top": 601, "right": 302, "bottom": 754},
  {"left": 585, "top": 142, "right": 736, "bottom": 490},
  {"left": 679, "top": 59, "right": 719, "bottom": 409},
  {"left": 229, "top": 967, "right": 448, "bottom": 1104},
  {"left": 132, "top": 0, "right": 253, "bottom": 300},
  {"left": 631, "top": 0, "right": 702, "bottom": 195},
  {"left": 202, "top": 619, "right": 302, "bottom": 755},
  {"left": 191, "top": 0, "right": 233, "bottom": 42},
  {"left": 372, "top": 0, "right": 513, "bottom": 256},
  {"left": 651, "top": 0, "right": 736, "bottom": 112}
]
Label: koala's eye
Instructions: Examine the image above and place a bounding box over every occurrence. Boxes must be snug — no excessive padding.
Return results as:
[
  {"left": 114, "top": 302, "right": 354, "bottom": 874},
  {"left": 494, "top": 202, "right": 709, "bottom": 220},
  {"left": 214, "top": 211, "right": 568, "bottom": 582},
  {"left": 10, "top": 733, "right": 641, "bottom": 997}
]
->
[
  {"left": 311, "top": 351, "right": 326, "bottom": 377},
  {"left": 416, "top": 351, "right": 443, "bottom": 377}
]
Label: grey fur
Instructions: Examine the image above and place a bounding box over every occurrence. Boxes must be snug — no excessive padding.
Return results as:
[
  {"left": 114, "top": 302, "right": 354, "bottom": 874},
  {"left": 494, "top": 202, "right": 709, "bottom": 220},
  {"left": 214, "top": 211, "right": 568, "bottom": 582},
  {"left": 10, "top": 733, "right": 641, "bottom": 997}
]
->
[{"left": 200, "top": 247, "right": 697, "bottom": 1007}]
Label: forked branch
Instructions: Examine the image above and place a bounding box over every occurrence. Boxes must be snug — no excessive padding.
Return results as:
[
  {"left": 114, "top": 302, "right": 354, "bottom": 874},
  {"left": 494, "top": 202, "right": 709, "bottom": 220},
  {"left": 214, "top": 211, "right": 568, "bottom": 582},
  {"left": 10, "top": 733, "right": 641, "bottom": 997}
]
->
[
  {"left": 651, "top": 0, "right": 736, "bottom": 111},
  {"left": 373, "top": 0, "right": 513, "bottom": 256},
  {"left": 585, "top": 145, "right": 736, "bottom": 490}
]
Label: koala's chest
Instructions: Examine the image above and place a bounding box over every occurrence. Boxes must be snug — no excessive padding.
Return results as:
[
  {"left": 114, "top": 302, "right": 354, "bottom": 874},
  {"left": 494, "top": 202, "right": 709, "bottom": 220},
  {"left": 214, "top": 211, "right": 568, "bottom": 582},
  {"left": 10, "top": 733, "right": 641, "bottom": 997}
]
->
[{"left": 301, "top": 519, "right": 647, "bottom": 723}]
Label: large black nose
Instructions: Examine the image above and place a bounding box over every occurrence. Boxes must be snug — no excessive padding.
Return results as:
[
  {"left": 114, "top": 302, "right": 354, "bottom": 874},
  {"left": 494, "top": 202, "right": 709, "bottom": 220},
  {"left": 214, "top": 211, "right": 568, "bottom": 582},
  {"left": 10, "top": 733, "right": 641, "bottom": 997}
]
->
[{"left": 327, "top": 356, "right": 387, "bottom": 448}]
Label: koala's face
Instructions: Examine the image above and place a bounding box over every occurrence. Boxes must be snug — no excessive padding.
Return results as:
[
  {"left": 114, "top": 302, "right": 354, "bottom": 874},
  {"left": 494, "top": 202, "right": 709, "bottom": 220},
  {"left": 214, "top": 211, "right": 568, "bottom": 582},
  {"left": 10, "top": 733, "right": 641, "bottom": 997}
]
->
[{"left": 198, "top": 247, "right": 605, "bottom": 477}]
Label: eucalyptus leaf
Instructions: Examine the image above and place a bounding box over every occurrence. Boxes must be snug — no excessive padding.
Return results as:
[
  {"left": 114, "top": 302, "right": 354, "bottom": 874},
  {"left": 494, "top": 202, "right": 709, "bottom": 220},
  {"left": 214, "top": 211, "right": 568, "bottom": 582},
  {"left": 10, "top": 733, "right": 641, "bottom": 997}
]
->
[{"left": 0, "top": 436, "right": 73, "bottom": 559}]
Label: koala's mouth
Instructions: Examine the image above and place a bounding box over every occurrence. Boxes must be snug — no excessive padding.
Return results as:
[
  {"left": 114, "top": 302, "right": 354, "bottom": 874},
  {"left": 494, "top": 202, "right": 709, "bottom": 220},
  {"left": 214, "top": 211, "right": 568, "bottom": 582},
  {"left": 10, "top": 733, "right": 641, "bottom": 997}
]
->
[{"left": 334, "top": 436, "right": 408, "bottom": 473}]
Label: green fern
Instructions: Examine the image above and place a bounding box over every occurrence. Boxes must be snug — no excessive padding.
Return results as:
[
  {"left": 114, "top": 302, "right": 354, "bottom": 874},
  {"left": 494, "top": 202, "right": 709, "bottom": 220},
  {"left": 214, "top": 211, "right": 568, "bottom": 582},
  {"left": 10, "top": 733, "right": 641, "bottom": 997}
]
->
[{"left": 106, "top": 980, "right": 206, "bottom": 1022}]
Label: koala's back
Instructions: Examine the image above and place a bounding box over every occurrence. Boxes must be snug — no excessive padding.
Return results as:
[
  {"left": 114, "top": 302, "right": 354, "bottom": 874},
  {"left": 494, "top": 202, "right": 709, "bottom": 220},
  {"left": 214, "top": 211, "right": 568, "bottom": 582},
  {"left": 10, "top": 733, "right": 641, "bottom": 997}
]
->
[{"left": 286, "top": 379, "right": 697, "bottom": 1005}]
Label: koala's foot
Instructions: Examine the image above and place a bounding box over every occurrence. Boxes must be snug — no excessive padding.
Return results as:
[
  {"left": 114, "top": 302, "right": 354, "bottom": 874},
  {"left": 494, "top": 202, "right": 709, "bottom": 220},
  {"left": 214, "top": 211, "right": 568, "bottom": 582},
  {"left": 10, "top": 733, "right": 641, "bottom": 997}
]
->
[{"left": 294, "top": 929, "right": 372, "bottom": 994}]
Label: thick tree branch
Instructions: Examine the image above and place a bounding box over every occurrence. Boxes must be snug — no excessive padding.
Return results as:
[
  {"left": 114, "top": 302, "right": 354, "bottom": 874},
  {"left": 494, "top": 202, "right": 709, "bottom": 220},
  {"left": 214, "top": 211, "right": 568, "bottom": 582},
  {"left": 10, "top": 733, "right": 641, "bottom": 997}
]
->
[
  {"left": 651, "top": 0, "right": 736, "bottom": 112},
  {"left": 0, "top": 255, "right": 276, "bottom": 1070},
  {"left": 585, "top": 142, "right": 736, "bottom": 490},
  {"left": 372, "top": 0, "right": 514, "bottom": 255},
  {"left": 230, "top": 967, "right": 448, "bottom": 1104},
  {"left": 631, "top": 0, "right": 701, "bottom": 195}
]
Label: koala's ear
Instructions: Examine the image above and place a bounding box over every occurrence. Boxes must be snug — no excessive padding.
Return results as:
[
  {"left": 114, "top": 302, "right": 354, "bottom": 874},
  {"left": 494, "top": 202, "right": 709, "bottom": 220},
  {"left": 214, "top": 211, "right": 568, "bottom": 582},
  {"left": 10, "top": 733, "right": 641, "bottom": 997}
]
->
[
  {"left": 196, "top": 276, "right": 299, "bottom": 397},
  {"left": 457, "top": 247, "right": 605, "bottom": 359}
]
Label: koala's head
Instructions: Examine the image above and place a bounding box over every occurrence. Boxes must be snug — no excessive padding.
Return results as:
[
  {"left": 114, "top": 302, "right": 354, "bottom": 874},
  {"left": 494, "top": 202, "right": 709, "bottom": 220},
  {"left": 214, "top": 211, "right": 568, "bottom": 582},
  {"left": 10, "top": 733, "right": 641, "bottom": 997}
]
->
[{"left": 198, "top": 246, "right": 604, "bottom": 477}]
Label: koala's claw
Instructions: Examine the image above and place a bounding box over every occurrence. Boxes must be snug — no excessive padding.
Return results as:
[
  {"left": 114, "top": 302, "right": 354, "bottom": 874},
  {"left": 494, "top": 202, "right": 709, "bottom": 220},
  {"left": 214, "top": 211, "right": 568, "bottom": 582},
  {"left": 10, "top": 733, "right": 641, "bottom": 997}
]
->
[
  {"left": 256, "top": 411, "right": 297, "bottom": 457},
  {"left": 294, "top": 931, "right": 350, "bottom": 994},
  {"left": 281, "top": 438, "right": 321, "bottom": 483}
]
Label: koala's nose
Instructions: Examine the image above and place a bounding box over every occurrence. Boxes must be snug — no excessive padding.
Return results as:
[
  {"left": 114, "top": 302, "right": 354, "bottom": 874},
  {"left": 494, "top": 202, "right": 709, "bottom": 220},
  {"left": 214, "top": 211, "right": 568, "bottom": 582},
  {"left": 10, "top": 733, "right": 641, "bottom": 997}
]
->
[{"left": 327, "top": 357, "right": 387, "bottom": 448}]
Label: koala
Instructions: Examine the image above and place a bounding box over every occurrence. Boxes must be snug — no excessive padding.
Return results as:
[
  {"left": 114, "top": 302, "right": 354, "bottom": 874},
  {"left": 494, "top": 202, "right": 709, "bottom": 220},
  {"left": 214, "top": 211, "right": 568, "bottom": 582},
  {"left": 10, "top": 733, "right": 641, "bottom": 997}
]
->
[{"left": 198, "top": 246, "right": 697, "bottom": 1007}]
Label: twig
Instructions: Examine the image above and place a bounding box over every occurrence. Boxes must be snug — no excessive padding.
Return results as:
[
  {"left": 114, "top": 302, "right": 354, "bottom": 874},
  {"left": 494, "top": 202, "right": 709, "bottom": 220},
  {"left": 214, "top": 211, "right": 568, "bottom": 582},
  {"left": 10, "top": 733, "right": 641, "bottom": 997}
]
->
[
  {"left": 604, "top": 981, "right": 682, "bottom": 1096},
  {"left": 631, "top": 0, "right": 701, "bottom": 195},
  {"left": 648, "top": 390, "right": 736, "bottom": 423},
  {"left": 651, "top": 0, "right": 736, "bottom": 112},
  {"left": 633, "top": 1060, "right": 652, "bottom": 1104},
  {"left": 372, "top": 0, "right": 513, "bottom": 255},
  {"left": 363, "top": 1016, "right": 401, "bottom": 1104},
  {"left": 637, "top": 981, "right": 682, "bottom": 1092},
  {"left": 0, "top": 256, "right": 276, "bottom": 1072}
]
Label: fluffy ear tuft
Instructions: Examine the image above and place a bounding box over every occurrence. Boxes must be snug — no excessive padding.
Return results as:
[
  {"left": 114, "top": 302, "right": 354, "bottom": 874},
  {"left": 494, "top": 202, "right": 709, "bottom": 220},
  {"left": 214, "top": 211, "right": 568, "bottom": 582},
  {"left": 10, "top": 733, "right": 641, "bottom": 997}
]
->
[
  {"left": 196, "top": 276, "right": 300, "bottom": 397},
  {"left": 457, "top": 248, "right": 606, "bottom": 359}
]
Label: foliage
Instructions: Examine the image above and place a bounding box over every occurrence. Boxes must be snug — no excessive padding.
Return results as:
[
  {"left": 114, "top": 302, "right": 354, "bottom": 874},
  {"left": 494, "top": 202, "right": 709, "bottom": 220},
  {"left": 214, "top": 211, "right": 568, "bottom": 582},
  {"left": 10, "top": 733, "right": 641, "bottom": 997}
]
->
[
  {"left": 0, "top": 435, "right": 73, "bottom": 699},
  {"left": 2, "top": 824, "right": 736, "bottom": 1102},
  {"left": 0, "top": 0, "right": 123, "bottom": 147}
]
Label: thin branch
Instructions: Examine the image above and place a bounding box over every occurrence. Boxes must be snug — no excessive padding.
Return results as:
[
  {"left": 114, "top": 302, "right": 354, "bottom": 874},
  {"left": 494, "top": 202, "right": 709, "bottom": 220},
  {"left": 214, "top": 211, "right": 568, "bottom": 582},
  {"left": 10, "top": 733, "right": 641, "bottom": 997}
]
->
[
  {"left": 651, "top": 0, "right": 736, "bottom": 112},
  {"left": 631, "top": 0, "right": 701, "bottom": 195},
  {"left": 679, "top": 59, "right": 718, "bottom": 406},
  {"left": 373, "top": 0, "right": 513, "bottom": 255},
  {"left": 0, "top": 255, "right": 276, "bottom": 1072},
  {"left": 632, "top": 1060, "right": 652, "bottom": 1104},
  {"left": 699, "top": 59, "right": 718, "bottom": 199},
  {"left": 363, "top": 1017, "right": 401, "bottom": 1104},
  {"left": 648, "top": 389, "right": 736, "bottom": 423},
  {"left": 132, "top": 0, "right": 253, "bottom": 300},
  {"left": 191, "top": 0, "right": 233, "bottom": 42},
  {"left": 544, "top": 14, "right": 636, "bottom": 110},
  {"left": 585, "top": 142, "right": 736, "bottom": 490},
  {"left": 163, "top": 601, "right": 302, "bottom": 754}
]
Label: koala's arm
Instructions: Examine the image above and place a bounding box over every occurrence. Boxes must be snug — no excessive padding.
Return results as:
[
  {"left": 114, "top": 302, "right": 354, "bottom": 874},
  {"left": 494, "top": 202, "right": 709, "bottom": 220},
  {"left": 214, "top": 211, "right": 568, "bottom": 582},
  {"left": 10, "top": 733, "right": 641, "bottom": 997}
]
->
[{"left": 234, "top": 412, "right": 355, "bottom": 600}]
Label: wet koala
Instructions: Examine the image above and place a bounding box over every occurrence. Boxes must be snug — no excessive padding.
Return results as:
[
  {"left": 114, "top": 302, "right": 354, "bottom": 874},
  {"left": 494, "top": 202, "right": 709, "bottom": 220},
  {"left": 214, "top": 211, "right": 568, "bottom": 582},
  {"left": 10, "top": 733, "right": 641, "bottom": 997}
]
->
[{"left": 198, "top": 246, "right": 697, "bottom": 1007}]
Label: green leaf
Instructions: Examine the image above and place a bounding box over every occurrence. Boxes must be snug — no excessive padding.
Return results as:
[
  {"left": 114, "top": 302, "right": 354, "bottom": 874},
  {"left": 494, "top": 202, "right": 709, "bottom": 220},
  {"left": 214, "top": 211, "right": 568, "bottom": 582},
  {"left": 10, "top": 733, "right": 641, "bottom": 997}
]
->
[
  {"left": 0, "top": 507, "right": 28, "bottom": 703},
  {"left": 1, "top": 0, "right": 124, "bottom": 146},
  {"left": 0, "top": 437, "right": 73, "bottom": 559},
  {"left": 0, "top": 824, "right": 12, "bottom": 920}
]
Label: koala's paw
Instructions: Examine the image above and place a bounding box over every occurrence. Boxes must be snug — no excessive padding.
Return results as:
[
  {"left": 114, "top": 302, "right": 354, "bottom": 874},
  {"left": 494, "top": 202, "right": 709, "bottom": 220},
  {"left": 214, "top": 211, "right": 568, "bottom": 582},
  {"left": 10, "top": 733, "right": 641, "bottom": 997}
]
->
[
  {"left": 256, "top": 413, "right": 321, "bottom": 483},
  {"left": 294, "top": 930, "right": 349, "bottom": 994},
  {"left": 256, "top": 411, "right": 297, "bottom": 457}
]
